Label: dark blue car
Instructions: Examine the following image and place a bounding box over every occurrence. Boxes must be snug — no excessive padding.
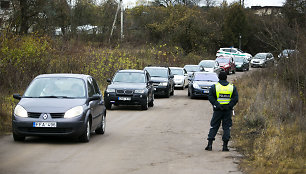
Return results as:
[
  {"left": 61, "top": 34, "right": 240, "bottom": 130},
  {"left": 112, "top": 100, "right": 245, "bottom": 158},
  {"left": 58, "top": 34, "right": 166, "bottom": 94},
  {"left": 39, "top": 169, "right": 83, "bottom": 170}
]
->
[{"left": 12, "top": 74, "right": 106, "bottom": 142}]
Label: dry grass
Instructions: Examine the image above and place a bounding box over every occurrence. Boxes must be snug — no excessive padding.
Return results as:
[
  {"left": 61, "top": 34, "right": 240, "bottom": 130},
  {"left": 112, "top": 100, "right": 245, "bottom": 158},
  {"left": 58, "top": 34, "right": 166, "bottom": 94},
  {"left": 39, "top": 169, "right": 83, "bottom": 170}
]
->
[{"left": 232, "top": 53, "right": 306, "bottom": 173}]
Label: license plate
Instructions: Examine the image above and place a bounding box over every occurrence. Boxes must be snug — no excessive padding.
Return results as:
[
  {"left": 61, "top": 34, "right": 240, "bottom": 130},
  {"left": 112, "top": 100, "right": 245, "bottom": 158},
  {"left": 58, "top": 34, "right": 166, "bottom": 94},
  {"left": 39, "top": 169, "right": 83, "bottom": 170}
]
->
[
  {"left": 33, "top": 122, "right": 57, "bottom": 128},
  {"left": 203, "top": 90, "right": 209, "bottom": 93},
  {"left": 118, "top": 97, "right": 131, "bottom": 101}
]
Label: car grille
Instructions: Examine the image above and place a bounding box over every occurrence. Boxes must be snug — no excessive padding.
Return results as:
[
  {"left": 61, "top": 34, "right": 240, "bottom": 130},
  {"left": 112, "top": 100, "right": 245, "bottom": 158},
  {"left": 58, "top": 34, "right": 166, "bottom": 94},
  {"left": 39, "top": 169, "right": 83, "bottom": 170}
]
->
[
  {"left": 153, "top": 83, "right": 160, "bottom": 87},
  {"left": 201, "top": 86, "right": 210, "bottom": 90},
  {"left": 116, "top": 89, "right": 133, "bottom": 95},
  {"left": 27, "top": 112, "right": 65, "bottom": 119},
  {"left": 50, "top": 113, "right": 65, "bottom": 119},
  {"left": 28, "top": 112, "right": 41, "bottom": 118}
]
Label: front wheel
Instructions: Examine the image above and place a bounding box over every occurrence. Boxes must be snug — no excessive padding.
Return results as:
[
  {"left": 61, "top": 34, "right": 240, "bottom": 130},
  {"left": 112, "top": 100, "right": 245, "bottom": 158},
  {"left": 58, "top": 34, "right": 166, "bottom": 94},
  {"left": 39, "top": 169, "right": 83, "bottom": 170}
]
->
[
  {"left": 80, "top": 119, "right": 90, "bottom": 142},
  {"left": 141, "top": 97, "right": 148, "bottom": 110},
  {"left": 95, "top": 114, "right": 106, "bottom": 134},
  {"left": 105, "top": 102, "right": 112, "bottom": 110},
  {"left": 13, "top": 132, "right": 25, "bottom": 142},
  {"left": 148, "top": 94, "right": 154, "bottom": 107}
]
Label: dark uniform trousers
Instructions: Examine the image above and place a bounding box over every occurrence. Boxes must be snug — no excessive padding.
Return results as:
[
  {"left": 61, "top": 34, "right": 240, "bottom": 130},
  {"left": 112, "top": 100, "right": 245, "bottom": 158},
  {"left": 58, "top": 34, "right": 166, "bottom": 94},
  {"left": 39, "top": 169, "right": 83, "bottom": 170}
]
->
[{"left": 208, "top": 109, "right": 232, "bottom": 141}]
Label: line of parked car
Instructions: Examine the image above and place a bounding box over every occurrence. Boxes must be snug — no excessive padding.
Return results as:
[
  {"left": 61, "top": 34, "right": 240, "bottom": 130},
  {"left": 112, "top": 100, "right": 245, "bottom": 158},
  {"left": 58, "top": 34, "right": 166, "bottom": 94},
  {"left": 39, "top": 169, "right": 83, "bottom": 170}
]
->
[{"left": 11, "top": 47, "right": 289, "bottom": 143}]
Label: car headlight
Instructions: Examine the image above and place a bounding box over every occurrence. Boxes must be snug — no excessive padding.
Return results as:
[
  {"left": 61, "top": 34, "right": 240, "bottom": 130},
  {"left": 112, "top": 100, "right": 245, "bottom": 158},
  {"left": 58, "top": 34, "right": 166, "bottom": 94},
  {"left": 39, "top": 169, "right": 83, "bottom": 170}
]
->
[
  {"left": 14, "top": 105, "right": 28, "bottom": 117},
  {"left": 106, "top": 88, "right": 115, "bottom": 93},
  {"left": 64, "top": 106, "right": 83, "bottom": 118},
  {"left": 159, "top": 82, "right": 168, "bottom": 86},
  {"left": 134, "top": 89, "right": 145, "bottom": 93},
  {"left": 193, "top": 83, "right": 200, "bottom": 89}
]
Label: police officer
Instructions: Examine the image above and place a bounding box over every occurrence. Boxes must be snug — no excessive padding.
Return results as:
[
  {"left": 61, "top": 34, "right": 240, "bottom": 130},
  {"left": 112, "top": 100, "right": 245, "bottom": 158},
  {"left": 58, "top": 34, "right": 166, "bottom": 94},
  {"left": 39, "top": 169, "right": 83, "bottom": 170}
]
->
[{"left": 205, "top": 71, "right": 238, "bottom": 151}]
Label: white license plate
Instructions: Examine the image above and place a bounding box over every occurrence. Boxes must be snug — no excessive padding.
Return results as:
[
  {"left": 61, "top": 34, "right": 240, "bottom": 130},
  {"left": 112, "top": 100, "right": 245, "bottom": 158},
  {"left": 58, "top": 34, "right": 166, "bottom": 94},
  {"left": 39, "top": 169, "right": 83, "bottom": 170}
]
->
[
  {"left": 118, "top": 97, "right": 131, "bottom": 101},
  {"left": 203, "top": 90, "right": 209, "bottom": 93},
  {"left": 33, "top": 122, "right": 57, "bottom": 128}
]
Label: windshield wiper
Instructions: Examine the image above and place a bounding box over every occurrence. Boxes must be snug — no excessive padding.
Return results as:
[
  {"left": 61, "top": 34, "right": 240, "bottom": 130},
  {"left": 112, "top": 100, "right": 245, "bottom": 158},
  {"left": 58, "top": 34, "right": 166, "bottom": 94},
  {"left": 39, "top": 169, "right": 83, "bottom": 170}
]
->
[{"left": 38, "top": 96, "right": 73, "bottom": 98}]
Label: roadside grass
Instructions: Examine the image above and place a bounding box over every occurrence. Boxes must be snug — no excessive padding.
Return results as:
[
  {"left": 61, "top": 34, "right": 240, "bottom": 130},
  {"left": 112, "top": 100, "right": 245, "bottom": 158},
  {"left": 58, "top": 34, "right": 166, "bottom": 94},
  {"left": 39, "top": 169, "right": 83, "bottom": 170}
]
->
[
  {"left": 0, "top": 34, "right": 204, "bottom": 134},
  {"left": 233, "top": 54, "right": 306, "bottom": 173}
]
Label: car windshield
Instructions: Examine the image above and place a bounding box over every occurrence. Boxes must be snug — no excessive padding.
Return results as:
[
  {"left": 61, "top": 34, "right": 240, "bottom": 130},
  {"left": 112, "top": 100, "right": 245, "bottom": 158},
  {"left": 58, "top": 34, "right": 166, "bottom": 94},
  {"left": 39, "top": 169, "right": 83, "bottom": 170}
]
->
[
  {"left": 199, "top": 61, "right": 215, "bottom": 68},
  {"left": 24, "top": 77, "right": 86, "bottom": 98},
  {"left": 216, "top": 58, "right": 229, "bottom": 63},
  {"left": 184, "top": 66, "right": 200, "bottom": 72},
  {"left": 254, "top": 54, "right": 266, "bottom": 59},
  {"left": 113, "top": 72, "right": 145, "bottom": 83},
  {"left": 171, "top": 69, "right": 184, "bottom": 75},
  {"left": 145, "top": 68, "right": 168, "bottom": 78},
  {"left": 194, "top": 73, "right": 219, "bottom": 82},
  {"left": 234, "top": 57, "right": 245, "bottom": 62}
]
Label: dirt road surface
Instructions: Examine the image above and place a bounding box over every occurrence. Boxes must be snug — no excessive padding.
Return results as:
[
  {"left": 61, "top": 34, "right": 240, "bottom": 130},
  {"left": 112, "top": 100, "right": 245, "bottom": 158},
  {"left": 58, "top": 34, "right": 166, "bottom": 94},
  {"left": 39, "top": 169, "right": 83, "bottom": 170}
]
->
[{"left": 0, "top": 70, "right": 250, "bottom": 174}]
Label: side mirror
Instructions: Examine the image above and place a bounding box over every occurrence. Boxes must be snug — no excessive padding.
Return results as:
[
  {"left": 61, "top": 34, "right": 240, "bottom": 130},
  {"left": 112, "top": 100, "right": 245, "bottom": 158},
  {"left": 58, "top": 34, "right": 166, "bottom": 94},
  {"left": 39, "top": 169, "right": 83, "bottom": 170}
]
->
[
  {"left": 148, "top": 80, "right": 153, "bottom": 84},
  {"left": 13, "top": 94, "right": 22, "bottom": 100},
  {"left": 107, "top": 79, "right": 111, "bottom": 83},
  {"left": 170, "top": 75, "right": 174, "bottom": 78},
  {"left": 86, "top": 94, "right": 101, "bottom": 104}
]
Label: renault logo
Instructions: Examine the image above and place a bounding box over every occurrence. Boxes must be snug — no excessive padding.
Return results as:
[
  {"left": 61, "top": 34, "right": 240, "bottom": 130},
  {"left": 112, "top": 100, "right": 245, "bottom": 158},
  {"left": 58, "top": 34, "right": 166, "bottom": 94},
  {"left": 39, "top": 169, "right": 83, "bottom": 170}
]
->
[{"left": 43, "top": 114, "right": 48, "bottom": 120}]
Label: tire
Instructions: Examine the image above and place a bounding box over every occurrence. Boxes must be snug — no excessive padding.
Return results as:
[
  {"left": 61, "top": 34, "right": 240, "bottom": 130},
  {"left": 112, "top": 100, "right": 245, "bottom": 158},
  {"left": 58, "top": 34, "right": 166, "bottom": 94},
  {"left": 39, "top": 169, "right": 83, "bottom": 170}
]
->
[
  {"left": 141, "top": 96, "right": 148, "bottom": 110},
  {"left": 190, "top": 92, "right": 195, "bottom": 99},
  {"left": 188, "top": 89, "right": 190, "bottom": 96},
  {"left": 95, "top": 114, "right": 106, "bottom": 134},
  {"left": 13, "top": 132, "right": 25, "bottom": 142},
  {"left": 226, "top": 70, "right": 230, "bottom": 75},
  {"left": 105, "top": 102, "right": 112, "bottom": 110},
  {"left": 148, "top": 94, "right": 154, "bottom": 107},
  {"left": 170, "top": 86, "right": 174, "bottom": 96},
  {"left": 232, "top": 69, "right": 236, "bottom": 74},
  {"left": 165, "top": 89, "right": 170, "bottom": 98},
  {"left": 80, "top": 119, "right": 90, "bottom": 142}
]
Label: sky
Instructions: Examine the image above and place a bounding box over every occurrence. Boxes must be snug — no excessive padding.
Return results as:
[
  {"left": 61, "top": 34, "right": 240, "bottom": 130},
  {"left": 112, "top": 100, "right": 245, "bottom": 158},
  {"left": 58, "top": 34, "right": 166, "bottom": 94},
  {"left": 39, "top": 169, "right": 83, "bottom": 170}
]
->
[{"left": 123, "top": 0, "right": 285, "bottom": 8}]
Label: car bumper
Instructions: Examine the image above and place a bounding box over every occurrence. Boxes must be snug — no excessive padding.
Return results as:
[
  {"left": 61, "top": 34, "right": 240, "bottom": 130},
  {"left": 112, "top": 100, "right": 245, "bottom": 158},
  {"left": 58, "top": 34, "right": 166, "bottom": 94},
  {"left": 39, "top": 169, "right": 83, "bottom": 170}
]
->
[
  {"left": 152, "top": 86, "right": 169, "bottom": 96},
  {"left": 104, "top": 93, "right": 148, "bottom": 105},
  {"left": 12, "top": 115, "right": 86, "bottom": 137},
  {"left": 191, "top": 88, "right": 210, "bottom": 97},
  {"left": 251, "top": 63, "right": 264, "bottom": 68},
  {"left": 174, "top": 80, "right": 184, "bottom": 87}
]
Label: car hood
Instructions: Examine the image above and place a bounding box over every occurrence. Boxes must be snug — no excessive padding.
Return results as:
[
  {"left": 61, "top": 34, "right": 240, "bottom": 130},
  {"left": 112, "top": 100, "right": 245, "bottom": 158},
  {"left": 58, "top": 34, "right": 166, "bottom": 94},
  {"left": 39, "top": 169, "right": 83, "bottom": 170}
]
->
[
  {"left": 219, "top": 63, "right": 229, "bottom": 67},
  {"left": 108, "top": 82, "right": 146, "bottom": 89},
  {"left": 252, "top": 59, "right": 264, "bottom": 62},
  {"left": 174, "top": 75, "right": 184, "bottom": 79},
  {"left": 193, "top": 81, "right": 217, "bottom": 86},
  {"left": 18, "top": 98, "right": 86, "bottom": 113},
  {"left": 150, "top": 77, "right": 168, "bottom": 82},
  {"left": 204, "top": 68, "right": 214, "bottom": 72}
]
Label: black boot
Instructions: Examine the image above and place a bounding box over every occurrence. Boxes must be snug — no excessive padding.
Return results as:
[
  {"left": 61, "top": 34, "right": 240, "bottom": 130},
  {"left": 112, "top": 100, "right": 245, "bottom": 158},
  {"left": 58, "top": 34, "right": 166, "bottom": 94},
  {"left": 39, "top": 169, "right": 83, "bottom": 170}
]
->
[
  {"left": 222, "top": 141, "right": 229, "bottom": 151},
  {"left": 205, "top": 140, "right": 213, "bottom": 151}
]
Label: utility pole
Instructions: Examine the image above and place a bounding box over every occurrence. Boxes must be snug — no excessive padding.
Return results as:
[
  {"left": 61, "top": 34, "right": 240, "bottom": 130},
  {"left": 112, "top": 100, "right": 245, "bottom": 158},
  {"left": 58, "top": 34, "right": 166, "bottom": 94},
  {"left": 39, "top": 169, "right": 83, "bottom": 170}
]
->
[
  {"left": 109, "top": 0, "right": 124, "bottom": 42},
  {"left": 239, "top": 34, "right": 242, "bottom": 50},
  {"left": 120, "top": 0, "right": 124, "bottom": 41}
]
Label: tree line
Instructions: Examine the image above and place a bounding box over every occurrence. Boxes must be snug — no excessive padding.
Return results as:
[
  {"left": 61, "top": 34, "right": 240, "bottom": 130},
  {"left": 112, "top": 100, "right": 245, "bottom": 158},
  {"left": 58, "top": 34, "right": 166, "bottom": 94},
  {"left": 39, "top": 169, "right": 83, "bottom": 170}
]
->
[{"left": 2, "top": 0, "right": 305, "bottom": 55}]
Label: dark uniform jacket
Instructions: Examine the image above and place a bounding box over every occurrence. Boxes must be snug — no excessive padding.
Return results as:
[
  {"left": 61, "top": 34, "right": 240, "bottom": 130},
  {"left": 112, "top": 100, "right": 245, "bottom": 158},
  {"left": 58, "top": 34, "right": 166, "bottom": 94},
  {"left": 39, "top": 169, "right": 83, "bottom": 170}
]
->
[{"left": 208, "top": 80, "right": 238, "bottom": 111}]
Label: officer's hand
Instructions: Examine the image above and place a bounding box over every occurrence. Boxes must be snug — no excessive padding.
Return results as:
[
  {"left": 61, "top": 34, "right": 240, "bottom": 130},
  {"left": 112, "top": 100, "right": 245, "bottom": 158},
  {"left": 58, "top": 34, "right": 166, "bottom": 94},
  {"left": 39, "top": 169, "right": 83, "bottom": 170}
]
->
[
  {"left": 219, "top": 105, "right": 225, "bottom": 111},
  {"left": 224, "top": 105, "right": 230, "bottom": 110}
]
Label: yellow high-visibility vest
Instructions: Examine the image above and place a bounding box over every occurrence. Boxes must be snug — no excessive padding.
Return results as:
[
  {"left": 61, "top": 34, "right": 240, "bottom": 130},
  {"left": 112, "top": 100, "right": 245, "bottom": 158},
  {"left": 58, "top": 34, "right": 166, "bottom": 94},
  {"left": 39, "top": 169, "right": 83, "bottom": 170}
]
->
[{"left": 216, "top": 82, "right": 234, "bottom": 105}]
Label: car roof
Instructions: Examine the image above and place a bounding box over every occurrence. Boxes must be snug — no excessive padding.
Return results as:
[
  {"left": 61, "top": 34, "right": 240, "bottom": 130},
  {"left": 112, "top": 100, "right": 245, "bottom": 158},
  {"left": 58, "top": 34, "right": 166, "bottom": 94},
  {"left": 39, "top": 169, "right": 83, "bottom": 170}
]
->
[
  {"left": 200, "top": 60, "right": 215, "bottom": 63},
  {"left": 184, "top": 65, "right": 200, "bottom": 67},
  {"left": 194, "top": 72, "right": 216, "bottom": 75},
  {"left": 216, "top": 56, "right": 231, "bottom": 59},
  {"left": 35, "top": 73, "right": 91, "bottom": 80},
  {"left": 169, "top": 67, "right": 184, "bottom": 69},
  {"left": 117, "top": 69, "right": 145, "bottom": 73},
  {"left": 144, "top": 66, "right": 168, "bottom": 69},
  {"left": 255, "top": 53, "right": 270, "bottom": 55}
]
